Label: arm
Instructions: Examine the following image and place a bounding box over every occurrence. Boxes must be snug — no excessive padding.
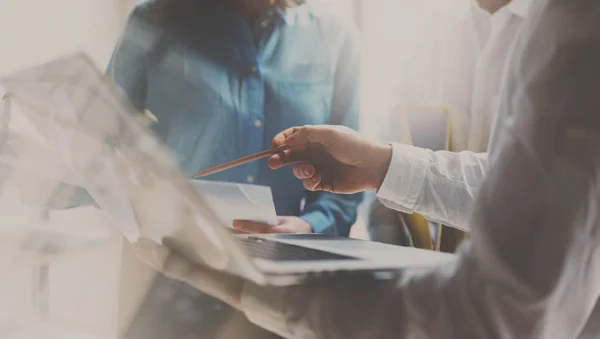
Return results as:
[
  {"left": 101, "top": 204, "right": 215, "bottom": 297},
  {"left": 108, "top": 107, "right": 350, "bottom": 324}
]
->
[
  {"left": 299, "top": 24, "right": 363, "bottom": 236},
  {"left": 250, "top": 1, "right": 600, "bottom": 337},
  {"left": 377, "top": 144, "right": 488, "bottom": 231}
]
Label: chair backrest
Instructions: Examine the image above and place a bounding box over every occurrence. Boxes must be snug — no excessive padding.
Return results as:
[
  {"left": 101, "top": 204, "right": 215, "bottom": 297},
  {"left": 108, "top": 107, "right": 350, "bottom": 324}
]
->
[
  {"left": 400, "top": 105, "right": 450, "bottom": 251},
  {"left": 405, "top": 106, "right": 450, "bottom": 152}
]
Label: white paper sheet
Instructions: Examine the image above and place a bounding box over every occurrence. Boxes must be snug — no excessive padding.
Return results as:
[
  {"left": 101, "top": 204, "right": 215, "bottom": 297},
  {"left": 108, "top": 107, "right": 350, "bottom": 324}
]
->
[{"left": 190, "top": 180, "right": 277, "bottom": 227}]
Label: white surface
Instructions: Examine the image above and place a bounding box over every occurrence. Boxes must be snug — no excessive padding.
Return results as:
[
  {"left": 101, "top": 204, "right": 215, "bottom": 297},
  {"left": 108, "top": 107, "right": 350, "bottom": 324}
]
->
[
  {"left": 0, "top": 209, "right": 123, "bottom": 339},
  {"left": 0, "top": 3, "right": 129, "bottom": 333},
  {"left": 0, "top": 52, "right": 134, "bottom": 339},
  {"left": 0, "top": 0, "right": 123, "bottom": 76},
  {"left": 6, "top": 320, "right": 112, "bottom": 339},
  {"left": 190, "top": 180, "right": 278, "bottom": 227}
]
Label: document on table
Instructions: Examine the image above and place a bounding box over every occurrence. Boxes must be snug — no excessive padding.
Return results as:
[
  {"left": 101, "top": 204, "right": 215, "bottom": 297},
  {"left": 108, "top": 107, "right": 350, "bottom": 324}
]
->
[{"left": 190, "top": 180, "right": 278, "bottom": 227}]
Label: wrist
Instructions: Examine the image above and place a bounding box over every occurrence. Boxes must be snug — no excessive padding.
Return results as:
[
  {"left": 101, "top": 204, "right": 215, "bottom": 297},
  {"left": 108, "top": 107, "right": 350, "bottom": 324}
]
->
[
  {"left": 368, "top": 143, "right": 393, "bottom": 191},
  {"left": 299, "top": 212, "right": 328, "bottom": 234}
]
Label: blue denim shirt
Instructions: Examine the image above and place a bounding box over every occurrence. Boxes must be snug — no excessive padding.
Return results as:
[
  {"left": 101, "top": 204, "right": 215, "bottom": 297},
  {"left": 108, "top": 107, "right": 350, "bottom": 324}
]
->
[{"left": 107, "top": 2, "right": 362, "bottom": 235}]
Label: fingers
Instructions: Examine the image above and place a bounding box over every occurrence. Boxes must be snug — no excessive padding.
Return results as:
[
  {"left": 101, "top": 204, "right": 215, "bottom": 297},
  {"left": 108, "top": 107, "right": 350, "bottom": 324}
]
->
[
  {"left": 269, "top": 147, "right": 308, "bottom": 169},
  {"left": 272, "top": 126, "right": 304, "bottom": 148},
  {"left": 233, "top": 220, "right": 276, "bottom": 234},
  {"left": 232, "top": 219, "right": 313, "bottom": 234},
  {"left": 303, "top": 173, "right": 322, "bottom": 191},
  {"left": 270, "top": 126, "right": 340, "bottom": 193},
  {"left": 229, "top": 228, "right": 252, "bottom": 234},
  {"left": 291, "top": 163, "right": 323, "bottom": 191},
  {"left": 271, "top": 125, "right": 336, "bottom": 149},
  {"left": 272, "top": 155, "right": 325, "bottom": 192},
  {"left": 292, "top": 163, "right": 316, "bottom": 179}
]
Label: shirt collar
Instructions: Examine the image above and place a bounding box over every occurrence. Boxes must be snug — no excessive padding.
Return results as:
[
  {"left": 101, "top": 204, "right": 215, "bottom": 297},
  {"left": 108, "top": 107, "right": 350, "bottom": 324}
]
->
[
  {"left": 456, "top": 0, "right": 533, "bottom": 22},
  {"left": 506, "top": 0, "right": 533, "bottom": 18},
  {"left": 210, "top": 1, "right": 311, "bottom": 27},
  {"left": 270, "top": 1, "right": 313, "bottom": 26}
]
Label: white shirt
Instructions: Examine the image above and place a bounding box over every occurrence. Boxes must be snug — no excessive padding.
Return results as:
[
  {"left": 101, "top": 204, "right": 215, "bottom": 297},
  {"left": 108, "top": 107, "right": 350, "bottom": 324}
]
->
[
  {"left": 463, "top": 0, "right": 530, "bottom": 152},
  {"left": 238, "top": 1, "right": 600, "bottom": 337},
  {"left": 382, "top": 0, "right": 532, "bottom": 230}
]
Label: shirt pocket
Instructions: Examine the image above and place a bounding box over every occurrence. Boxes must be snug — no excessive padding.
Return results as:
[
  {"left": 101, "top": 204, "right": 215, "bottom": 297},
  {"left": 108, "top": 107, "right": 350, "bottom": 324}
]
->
[
  {"left": 267, "top": 63, "right": 334, "bottom": 126},
  {"left": 145, "top": 50, "right": 235, "bottom": 173}
]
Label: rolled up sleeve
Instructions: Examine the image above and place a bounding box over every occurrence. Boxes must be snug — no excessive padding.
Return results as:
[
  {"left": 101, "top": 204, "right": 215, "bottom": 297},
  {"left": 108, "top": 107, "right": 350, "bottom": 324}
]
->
[{"left": 377, "top": 143, "right": 487, "bottom": 230}]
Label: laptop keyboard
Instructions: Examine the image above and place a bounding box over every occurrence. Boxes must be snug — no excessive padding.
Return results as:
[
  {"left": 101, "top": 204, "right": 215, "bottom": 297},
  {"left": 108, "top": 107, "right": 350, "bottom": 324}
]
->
[{"left": 237, "top": 236, "right": 358, "bottom": 261}]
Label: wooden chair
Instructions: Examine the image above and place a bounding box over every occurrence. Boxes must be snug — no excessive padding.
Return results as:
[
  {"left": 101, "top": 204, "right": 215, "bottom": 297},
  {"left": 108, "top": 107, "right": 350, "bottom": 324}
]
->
[{"left": 400, "top": 105, "right": 466, "bottom": 252}]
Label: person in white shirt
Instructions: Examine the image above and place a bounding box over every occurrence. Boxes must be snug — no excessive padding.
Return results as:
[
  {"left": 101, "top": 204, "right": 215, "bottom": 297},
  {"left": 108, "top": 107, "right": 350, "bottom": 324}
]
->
[
  {"left": 133, "top": 0, "right": 600, "bottom": 337},
  {"left": 368, "top": 0, "right": 533, "bottom": 247}
]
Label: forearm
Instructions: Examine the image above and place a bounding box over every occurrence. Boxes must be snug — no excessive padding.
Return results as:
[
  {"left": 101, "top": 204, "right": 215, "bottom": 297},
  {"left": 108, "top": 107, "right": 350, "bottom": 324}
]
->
[{"left": 242, "top": 128, "right": 599, "bottom": 339}]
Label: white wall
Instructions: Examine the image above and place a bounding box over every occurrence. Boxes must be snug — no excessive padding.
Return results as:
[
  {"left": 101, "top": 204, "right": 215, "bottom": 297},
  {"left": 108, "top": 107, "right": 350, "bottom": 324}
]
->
[
  {"left": 359, "top": 0, "right": 466, "bottom": 139},
  {"left": 0, "top": 1, "right": 129, "bottom": 338},
  {"left": 0, "top": 0, "right": 125, "bottom": 76}
]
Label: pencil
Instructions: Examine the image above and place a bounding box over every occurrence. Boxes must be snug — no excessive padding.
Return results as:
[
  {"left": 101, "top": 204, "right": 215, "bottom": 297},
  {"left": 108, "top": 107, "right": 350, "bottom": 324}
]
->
[{"left": 192, "top": 145, "right": 291, "bottom": 178}]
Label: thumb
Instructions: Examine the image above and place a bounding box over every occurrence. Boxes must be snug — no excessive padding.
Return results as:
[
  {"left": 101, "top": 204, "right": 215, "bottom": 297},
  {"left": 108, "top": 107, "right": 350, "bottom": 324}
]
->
[
  {"left": 272, "top": 125, "right": 336, "bottom": 148},
  {"left": 272, "top": 126, "right": 306, "bottom": 148}
]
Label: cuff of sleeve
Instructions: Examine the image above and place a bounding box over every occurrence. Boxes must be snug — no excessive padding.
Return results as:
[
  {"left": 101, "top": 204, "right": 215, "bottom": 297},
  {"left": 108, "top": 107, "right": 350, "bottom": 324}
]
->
[
  {"left": 376, "top": 142, "right": 431, "bottom": 213},
  {"left": 299, "top": 211, "right": 333, "bottom": 235}
]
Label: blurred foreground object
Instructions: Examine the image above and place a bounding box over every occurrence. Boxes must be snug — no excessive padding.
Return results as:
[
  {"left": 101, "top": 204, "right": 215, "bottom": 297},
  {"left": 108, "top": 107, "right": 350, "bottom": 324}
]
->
[
  {"left": 0, "top": 92, "right": 122, "bottom": 339},
  {"left": 0, "top": 53, "right": 232, "bottom": 339}
]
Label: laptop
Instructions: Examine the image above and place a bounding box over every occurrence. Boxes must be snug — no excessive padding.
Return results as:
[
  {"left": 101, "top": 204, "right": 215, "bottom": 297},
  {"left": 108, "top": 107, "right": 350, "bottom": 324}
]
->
[{"left": 0, "top": 53, "right": 455, "bottom": 286}]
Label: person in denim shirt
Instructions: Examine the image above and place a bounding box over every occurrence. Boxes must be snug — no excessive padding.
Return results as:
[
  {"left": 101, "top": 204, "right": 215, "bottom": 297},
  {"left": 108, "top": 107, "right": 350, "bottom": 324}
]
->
[
  {"left": 108, "top": 1, "right": 362, "bottom": 337},
  {"left": 107, "top": 0, "right": 362, "bottom": 236}
]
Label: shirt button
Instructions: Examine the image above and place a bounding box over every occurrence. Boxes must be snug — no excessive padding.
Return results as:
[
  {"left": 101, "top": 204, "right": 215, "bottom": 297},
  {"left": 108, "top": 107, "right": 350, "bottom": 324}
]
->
[
  {"left": 250, "top": 66, "right": 257, "bottom": 74},
  {"left": 253, "top": 120, "right": 262, "bottom": 128},
  {"left": 247, "top": 175, "right": 254, "bottom": 183},
  {"left": 260, "top": 20, "right": 268, "bottom": 28}
]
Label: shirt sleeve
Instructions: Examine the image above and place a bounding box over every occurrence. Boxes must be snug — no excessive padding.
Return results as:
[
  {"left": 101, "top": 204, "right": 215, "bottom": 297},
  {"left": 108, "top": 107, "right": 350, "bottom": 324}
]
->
[
  {"left": 106, "top": 3, "right": 155, "bottom": 111},
  {"left": 376, "top": 143, "right": 488, "bottom": 231},
  {"left": 300, "top": 21, "right": 363, "bottom": 236},
  {"left": 239, "top": 1, "right": 600, "bottom": 337}
]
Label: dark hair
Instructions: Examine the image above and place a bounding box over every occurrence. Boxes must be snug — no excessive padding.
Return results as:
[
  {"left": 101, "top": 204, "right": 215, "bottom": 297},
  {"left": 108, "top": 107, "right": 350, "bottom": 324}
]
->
[
  {"left": 150, "top": 0, "right": 304, "bottom": 23},
  {"left": 150, "top": 0, "right": 202, "bottom": 25}
]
